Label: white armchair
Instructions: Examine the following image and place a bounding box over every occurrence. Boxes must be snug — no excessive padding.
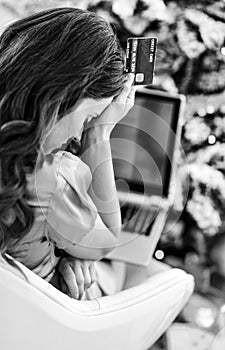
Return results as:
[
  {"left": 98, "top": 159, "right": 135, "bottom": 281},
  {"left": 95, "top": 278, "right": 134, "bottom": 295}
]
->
[{"left": 0, "top": 255, "right": 194, "bottom": 350}]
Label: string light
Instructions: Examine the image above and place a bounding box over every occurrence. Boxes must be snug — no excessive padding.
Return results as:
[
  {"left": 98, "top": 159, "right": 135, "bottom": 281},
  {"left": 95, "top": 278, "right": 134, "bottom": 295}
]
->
[
  {"left": 208, "top": 135, "right": 216, "bottom": 145},
  {"left": 196, "top": 308, "right": 216, "bottom": 328},
  {"left": 155, "top": 250, "right": 164, "bottom": 260},
  {"left": 197, "top": 108, "right": 206, "bottom": 117},
  {"left": 206, "top": 105, "right": 215, "bottom": 114},
  {"left": 221, "top": 47, "right": 225, "bottom": 56}
]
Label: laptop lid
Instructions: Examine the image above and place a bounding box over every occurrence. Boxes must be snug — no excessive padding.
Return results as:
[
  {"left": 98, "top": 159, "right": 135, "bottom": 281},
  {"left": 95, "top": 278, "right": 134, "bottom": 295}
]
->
[
  {"left": 107, "top": 88, "right": 186, "bottom": 266},
  {"left": 110, "top": 87, "right": 185, "bottom": 199}
]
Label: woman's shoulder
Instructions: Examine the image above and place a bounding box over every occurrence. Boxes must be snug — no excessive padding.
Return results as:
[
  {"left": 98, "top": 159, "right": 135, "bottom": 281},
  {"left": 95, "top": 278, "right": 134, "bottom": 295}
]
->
[
  {"left": 57, "top": 151, "right": 92, "bottom": 188},
  {"left": 42, "top": 151, "right": 81, "bottom": 171},
  {"left": 28, "top": 150, "right": 90, "bottom": 179},
  {"left": 26, "top": 151, "right": 92, "bottom": 201}
]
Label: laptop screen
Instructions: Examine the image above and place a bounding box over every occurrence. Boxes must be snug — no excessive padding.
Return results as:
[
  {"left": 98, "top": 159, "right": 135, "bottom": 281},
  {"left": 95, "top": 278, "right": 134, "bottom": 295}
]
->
[{"left": 110, "top": 88, "right": 184, "bottom": 197}]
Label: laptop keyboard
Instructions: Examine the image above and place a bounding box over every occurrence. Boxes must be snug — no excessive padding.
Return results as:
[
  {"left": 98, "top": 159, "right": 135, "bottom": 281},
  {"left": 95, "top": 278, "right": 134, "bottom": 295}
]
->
[{"left": 120, "top": 203, "right": 158, "bottom": 236}]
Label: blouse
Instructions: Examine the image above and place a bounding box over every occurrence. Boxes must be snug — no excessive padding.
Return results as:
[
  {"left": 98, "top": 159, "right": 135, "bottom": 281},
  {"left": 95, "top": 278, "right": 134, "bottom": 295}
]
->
[{"left": 7, "top": 151, "right": 99, "bottom": 281}]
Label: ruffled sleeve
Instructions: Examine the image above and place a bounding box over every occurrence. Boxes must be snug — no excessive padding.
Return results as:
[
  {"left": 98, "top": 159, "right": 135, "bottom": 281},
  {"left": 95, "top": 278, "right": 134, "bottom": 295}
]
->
[{"left": 45, "top": 151, "right": 98, "bottom": 249}]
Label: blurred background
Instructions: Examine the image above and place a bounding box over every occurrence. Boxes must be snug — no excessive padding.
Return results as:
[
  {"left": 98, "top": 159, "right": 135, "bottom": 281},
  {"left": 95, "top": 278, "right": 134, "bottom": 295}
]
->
[{"left": 1, "top": 1, "right": 225, "bottom": 347}]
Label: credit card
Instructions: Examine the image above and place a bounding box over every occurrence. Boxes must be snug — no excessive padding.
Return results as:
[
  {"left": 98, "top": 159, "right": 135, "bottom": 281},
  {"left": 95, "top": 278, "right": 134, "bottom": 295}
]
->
[{"left": 125, "top": 37, "right": 157, "bottom": 85}]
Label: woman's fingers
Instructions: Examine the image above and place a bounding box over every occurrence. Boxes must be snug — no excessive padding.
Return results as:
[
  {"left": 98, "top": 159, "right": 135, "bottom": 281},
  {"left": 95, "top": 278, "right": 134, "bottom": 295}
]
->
[
  {"left": 81, "top": 261, "right": 92, "bottom": 290},
  {"left": 114, "top": 73, "right": 134, "bottom": 103},
  {"left": 89, "top": 262, "right": 97, "bottom": 286},
  {"left": 112, "top": 73, "right": 136, "bottom": 119},
  {"left": 58, "top": 258, "right": 79, "bottom": 299},
  {"left": 125, "top": 85, "right": 136, "bottom": 113},
  {"left": 59, "top": 274, "right": 69, "bottom": 295},
  {"left": 74, "top": 262, "right": 85, "bottom": 299},
  {"left": 57, "top": 258, "right": 98, "bottom": 300},
  {"left": 126, "top": 85, "right": 136, "bottom": 104}
]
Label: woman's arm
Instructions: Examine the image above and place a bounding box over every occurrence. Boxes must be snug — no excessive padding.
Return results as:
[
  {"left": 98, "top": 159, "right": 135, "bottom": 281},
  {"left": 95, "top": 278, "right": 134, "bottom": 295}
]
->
[
  {"left": 80, "top": 74, "right": 136, "bottom": 238},
  {"left": 80, "top": 130, "right": 121, "bottom": 237},
  {"left": 59, "top": 75, "right": 136, "bottom": 260}
]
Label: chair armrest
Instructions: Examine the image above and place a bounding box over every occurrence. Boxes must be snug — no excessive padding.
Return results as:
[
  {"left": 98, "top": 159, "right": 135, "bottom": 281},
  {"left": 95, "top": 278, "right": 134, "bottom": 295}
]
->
[{"left": 98, "top": 268, "right": 194, "bottom": 313}]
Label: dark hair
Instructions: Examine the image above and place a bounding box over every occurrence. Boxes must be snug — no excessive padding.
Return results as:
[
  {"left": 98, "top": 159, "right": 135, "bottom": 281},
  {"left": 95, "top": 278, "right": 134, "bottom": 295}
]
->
[{"left": 0, "top": 7, "right": 125, "bottom": 254}]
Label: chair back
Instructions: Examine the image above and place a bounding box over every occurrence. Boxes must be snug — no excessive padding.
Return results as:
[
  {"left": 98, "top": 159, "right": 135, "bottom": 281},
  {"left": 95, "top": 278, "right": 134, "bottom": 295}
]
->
[{"left": 0, "top": 256, "right": 194, "bottom": 350}]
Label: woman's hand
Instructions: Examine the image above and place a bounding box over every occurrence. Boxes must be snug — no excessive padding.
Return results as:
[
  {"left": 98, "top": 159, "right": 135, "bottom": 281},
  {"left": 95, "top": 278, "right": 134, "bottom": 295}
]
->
[
  {"left": 57, "top": 256, "right": 97, "bottom": 299},
  {"left": 82, "top": 73, "right": 136, "bottom": 142}
]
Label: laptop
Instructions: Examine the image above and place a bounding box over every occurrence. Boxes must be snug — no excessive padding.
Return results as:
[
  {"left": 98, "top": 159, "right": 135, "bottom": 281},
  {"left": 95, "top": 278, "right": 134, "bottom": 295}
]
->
[{"left": 106, "top": 87, "right": 186, "bottom": 266}]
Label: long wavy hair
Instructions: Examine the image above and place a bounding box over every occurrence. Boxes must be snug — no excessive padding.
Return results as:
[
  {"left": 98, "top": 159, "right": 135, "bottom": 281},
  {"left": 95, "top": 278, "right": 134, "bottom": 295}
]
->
[{"left": 0, "top": 7, "right": 125, "bottom": 256}]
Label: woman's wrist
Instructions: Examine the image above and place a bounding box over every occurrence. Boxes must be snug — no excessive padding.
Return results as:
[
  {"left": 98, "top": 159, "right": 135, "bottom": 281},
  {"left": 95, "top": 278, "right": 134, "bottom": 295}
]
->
[{"left": 81, "top": 125, "right": 110, "bottom": 150}]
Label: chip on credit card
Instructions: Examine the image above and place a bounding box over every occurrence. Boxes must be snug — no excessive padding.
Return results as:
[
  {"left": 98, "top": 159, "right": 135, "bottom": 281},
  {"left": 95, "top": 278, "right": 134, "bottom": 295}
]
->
[{"left": 125, "top": 37, "right": 157, "bottom": 85}]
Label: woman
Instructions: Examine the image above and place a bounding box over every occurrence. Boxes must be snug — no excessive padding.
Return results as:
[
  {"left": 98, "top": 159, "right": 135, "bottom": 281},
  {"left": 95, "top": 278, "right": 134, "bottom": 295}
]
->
[
  {"left": 0, "top": 7, "right": 139, "bottom": 299},
  {"left": 0, "top": 7, "right": 168, "bottom": 300}
]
